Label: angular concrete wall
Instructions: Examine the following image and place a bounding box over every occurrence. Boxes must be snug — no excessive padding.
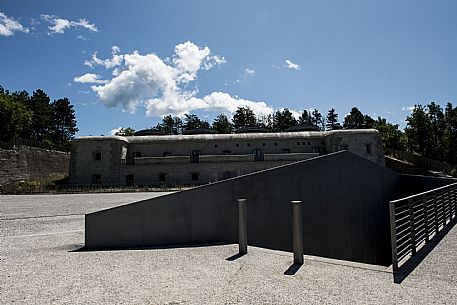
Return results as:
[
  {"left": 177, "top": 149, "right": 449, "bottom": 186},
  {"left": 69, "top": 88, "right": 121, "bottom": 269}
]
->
[{"left": 85, "top": 151, "right": 399, "bottom": 266}]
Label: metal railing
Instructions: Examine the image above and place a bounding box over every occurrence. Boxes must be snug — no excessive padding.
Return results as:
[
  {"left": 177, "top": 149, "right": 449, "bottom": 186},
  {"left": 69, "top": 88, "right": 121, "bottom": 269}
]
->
[{"left": 389, "top": 182, "right": 457, "bottom": 271}]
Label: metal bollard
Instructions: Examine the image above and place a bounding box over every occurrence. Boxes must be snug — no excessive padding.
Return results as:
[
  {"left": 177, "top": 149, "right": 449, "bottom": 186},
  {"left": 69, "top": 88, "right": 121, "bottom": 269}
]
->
[
  {"left": 238, "top": 199, "right": 248, "bottom": 254},
  {"left": 291, "top": 200, "right": 304, "bottom": 265}
]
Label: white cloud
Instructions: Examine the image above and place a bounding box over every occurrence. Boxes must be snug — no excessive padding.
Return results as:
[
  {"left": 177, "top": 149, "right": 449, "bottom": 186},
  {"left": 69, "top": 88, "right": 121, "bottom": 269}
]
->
[
  {"left": 80, "top": 41, "right": 273, "bottom": 118},
  {"left": 109, "top": 127, "right": 123, "bottom": 136},
  {"left": 401, "top": 106, "right": 415, "bottom": 112},
  {"left": 244, "top": 68, "right": 255, "bottom": 76},
  {"left": 284, "top": 59, "right": 301, "bottom": 70},
  {"left": 0, "top": 11, "right": 29, "bottom": 36},
  {"left": 41, "top": 15, "right": 97, "bottom": 34},
  {"left": 85, "top": 46, "right": 124, "bottom": 69},
  {"left": 74, "top": 73, "right": 108, "bottom": 84}
]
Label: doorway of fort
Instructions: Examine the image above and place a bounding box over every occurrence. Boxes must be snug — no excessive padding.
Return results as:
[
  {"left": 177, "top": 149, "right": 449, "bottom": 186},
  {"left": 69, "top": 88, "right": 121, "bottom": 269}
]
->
[
  {"left": 252, "top": 148, "right": 263, "bottom": 161},
  {"left": 191, "top": 150, "right": 201, "bottom": 163}
]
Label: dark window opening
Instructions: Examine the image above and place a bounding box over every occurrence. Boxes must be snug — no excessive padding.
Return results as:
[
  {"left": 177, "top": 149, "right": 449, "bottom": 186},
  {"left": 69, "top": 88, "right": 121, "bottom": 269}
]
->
[
  {"left": 163, "top": 151, "right": 171, "bottom": 157},
  {"left": 214, "top": 144, "right": 218, "bottom": 148},
  {"left": 94, "top": 152, "right": 101, "bottom": 161},
  {"left": 252, "top": 148, "right": 263, "bottom": 161},
  {"left": 133, "top": 152, "right": 141, "bottom": 158},
  {"left": 191, "top": 173, "right": 199, "bottom": 181},
  {"left": 274, "top": 142, "right": 278, "bottom": 146},
  {"left": 191, "top": 150, "right": 201, "bottom": 163},
  {"left": 262, "top": 143, "right": 266, "bottom": 146},
  {"left": 159, "top": 173, "right": 167, "bottom": 182},
  {"left": 236, "top": 143, "right": 240, "bottom": 147},
  {"left": 92, "top": 174, "right": 101, "bottom": 184},
  {"left": 247, "top": 143, "right": 251, "bottom": 147},
  {"left": 302, "top": 142, "right": 306, "bottom": 145},
  {"left": 366, "top": 144, "right": 372, "bottom": 154},
  {"left": 223, "top": 150, "right": 231, "bottom": 155},
  {"left": 126, "top": 174, "right": 134, "bottom": 185},
  {"left": 308, "top": 142, "right": 311, "bottom": 145},
  {"left": 296, "top": 142, "right": 300, "bottom": 145},
  {"left": 313, "top": 147, "right": 323, "bottom": 154},
  {"left": 282, "top": 148, "right": 290, "bottom": 154}
]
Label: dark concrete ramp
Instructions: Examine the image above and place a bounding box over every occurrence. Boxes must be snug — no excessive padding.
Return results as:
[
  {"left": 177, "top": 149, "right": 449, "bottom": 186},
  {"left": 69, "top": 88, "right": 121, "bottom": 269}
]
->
[{"left": 85, "top": 151, "right": 400, "bottom": 265}]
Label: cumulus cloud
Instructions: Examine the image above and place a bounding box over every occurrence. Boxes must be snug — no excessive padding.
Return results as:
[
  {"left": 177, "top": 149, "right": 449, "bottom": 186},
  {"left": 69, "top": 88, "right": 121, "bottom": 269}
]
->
[
  {"left": 284, "top": 59, "right": 301, "bottom": 70},
  {"left": 85, "top": 46, "right": 123, "bottom": 69},
  {"left": 0, "top": 11, "right": 29, "bottom": 36},
  {"left": 74, "top": 73, "right": 108, "bottom": 84},
  {"left": 244, "top": 68, "right": 255, "bottom": 76},
  {"left": 109, "top": 127, "right": 123, "bottom": 136},
  {"left": 77, "top": 41, "right": 273, "bottom": 117},
  {"left": 41, "top": 14, "right": 97, "bottom": 34}
]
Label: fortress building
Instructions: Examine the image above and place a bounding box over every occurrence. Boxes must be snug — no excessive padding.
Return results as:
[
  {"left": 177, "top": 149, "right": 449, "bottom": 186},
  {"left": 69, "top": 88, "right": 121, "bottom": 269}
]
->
[{"left": 68, "top": 129, "right": 384, "bottom": 185}]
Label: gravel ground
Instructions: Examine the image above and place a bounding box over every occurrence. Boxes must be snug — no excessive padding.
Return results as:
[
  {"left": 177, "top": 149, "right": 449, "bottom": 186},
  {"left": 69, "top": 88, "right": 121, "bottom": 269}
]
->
[{"left": 1, "top": 193, "right": 456, "bottom": 304}]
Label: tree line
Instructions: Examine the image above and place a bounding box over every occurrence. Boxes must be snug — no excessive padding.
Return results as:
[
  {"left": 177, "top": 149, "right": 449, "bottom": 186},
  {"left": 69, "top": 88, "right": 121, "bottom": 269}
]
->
[
  {"left": 116, "top": 102, "right": 457, "bottom": 165},
  {"left": 0, "top": 86, "right": 78, "bottom": 145}
]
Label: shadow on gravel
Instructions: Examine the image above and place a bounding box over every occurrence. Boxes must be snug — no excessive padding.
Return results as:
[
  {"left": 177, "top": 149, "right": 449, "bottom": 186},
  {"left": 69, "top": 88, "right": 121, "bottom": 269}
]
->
[
  {"left": 69, "top": 241, "right": 228, "bottom": 253},
  {"left": 225, "top": 253, "right": 246, "bottom": 261},
  {"left": 284, "top": 263, "right": 302, "bottom": 275},
  {"left": 393, "top": 218, "right": 456, "bottom": 284}
]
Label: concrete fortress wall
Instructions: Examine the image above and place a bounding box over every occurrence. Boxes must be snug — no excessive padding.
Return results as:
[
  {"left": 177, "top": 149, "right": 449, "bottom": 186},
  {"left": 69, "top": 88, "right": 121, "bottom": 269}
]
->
[
  {"left": 86, "top": 151, "right": 400, "bottom": 266},
  {"left": 0, "top": 146, "right": 70, "bottom": 185}
]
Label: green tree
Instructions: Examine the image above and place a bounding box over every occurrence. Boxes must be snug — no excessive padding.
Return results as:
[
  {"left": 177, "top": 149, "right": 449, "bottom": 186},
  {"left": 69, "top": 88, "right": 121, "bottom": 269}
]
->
[
  {"left": 257, "top": 114, "right": 273, "bottom": 130},
  {"left": 159, "top": 115, "right": 183, "bottom": 134},
  {"left": 272, "top": 109, "right": 297, "bottom": 131},
  {"left": 29, "top": 89, "right": 53, "bottom": 141},
  {"left": 311, "top": 109, "right": 325, "bottom": 130},
  {"left": 298, "top": 110, "right": 313, "bottom": 126},
  {"left": 183, "top": 114, "right": 210, "bottom": 130},
  {"left": 232, "top": 107, "right": 257, "bottom": 129},
  {"left": 50, "top": 98, "right": 79, "bottom": 144},
  {"left": 405, "top": 104, "right": 431, "bottom": 156},
  {"left": 212, "top": 114, "right": 234, "bottom": 134},
  {"left": 374, "top": 117, "right": 406, "bottom": 150},
  {"left": 443, "top": 102, "right": 457, "bottom": 164},
  {"left": 343, "top": 107, "right": 365, "bottom": 129},
  {"left": 115, "top": 127, "right": 135, "bottom": 136},
  {"left": 0, "top": 89, "right": 32, "bottom": 141},
  {"left": 326, "top": 108, "right": 342, "bottom": 130}
]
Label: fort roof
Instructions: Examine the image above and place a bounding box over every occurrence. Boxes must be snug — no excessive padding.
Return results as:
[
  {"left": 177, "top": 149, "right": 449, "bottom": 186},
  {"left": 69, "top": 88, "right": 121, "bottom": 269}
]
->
[{"left": 73, "top": 129, "right": 380, "bottom": 143}]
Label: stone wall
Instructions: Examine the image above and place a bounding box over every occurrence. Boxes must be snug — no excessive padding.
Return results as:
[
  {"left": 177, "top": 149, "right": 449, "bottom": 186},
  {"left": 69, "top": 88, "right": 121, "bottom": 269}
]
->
[{"left": 0, "top": 146, "right": 70, "bottom": 185}]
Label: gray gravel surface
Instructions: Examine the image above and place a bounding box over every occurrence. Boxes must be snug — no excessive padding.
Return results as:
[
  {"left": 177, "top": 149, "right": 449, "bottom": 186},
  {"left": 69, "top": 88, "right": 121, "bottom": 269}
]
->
[{"left": 1, "top": 193, "right": 456, "bottom": 304}]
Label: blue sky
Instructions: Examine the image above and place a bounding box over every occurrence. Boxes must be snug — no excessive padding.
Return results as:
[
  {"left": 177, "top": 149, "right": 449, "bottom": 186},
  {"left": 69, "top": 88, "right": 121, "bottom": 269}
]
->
[{"left": 1, "top": 0, "right": 456, "bottom": 136}]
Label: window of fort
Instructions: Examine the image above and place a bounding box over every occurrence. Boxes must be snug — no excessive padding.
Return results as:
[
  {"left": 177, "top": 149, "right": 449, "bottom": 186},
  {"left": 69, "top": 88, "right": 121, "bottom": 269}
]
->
[
  {"left": 92, "top": 174, "right": 101, "bottom": 184},
  {"left": 191, "top": 150, "right": 201, "bottom": 163},
  {"left": 214, "top": 144, "right": 218, "bottom": 148},
  {"left": 252, "top": 148, "right": 263, "bottom": 161},
  {"left": 236, "top": 143, "right": 239, "bottom": 147},
  {"left": 126, "top": 174, "right": 134, "bottom": 185},
  {"left": 133, "top": 152, "right": 141, "bottom": 158},
  {"left": 93, "top": 151, "right": 101, "bottom": 161},
  {"left": 296, "top": 142, "right": 300, "bottom": 145},
  {"left": 223, "top": 150, "right": 231, "bottom": 155},
  {"left": 163, "top": 151, "right": 171, "bottom": 157},
  {"left": 313, "top": 147, "right": 322, "bottom": 154},
  {"left": 302, "top": 142, "right": 306, "bottom": 145},
  {"left": 191, "top": 173, "right": 199, "bottom": 181},
  {"left": 247, "top": 143, "right": 251, "bottom": 147},
  {"left": 308, "top": 142, "right": 311, "bottom": 145},
  {"left": 262, "top": 143, "right": 266, "bottom": 146},
  {"left": 366, "top": 144, "right": 372, "bottom": 154},
  {"left": 159, "top": 173, "right": 167, "bottom": 182},
  {"left": 274, "top": 142, "right": 278, "bottom": 146},
  {"left": 340, "top": 144, "right": 349, "bottom": 151}
]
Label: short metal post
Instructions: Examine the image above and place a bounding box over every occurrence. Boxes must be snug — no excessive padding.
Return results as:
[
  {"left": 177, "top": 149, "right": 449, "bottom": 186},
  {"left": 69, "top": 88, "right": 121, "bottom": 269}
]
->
[
  {"left": 291, "top": 200, "right": 304, "bottom": 265},
  {"left": 408, "top": 198, "right": 416, "bottom": 256},
  {"left": 238, "top": 199, "right": 247, "bottom": 254},
  {"left": 423, "top": 194, "right": 429, "bottom": 243}
]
